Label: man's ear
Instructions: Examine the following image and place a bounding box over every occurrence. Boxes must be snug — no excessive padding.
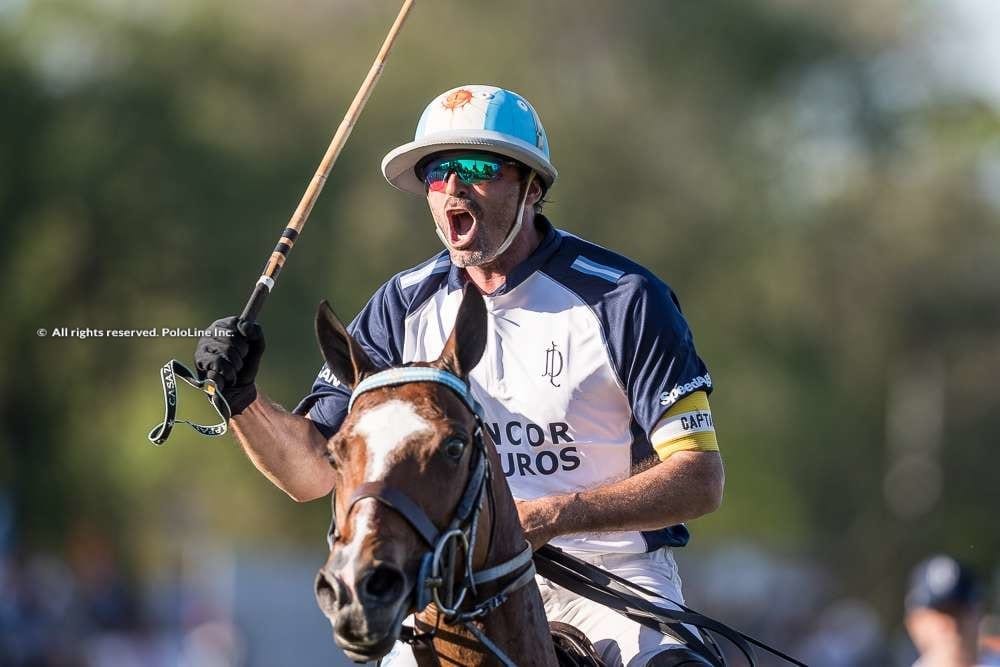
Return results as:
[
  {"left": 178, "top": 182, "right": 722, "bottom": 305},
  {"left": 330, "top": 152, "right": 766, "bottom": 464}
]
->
[
  {"left": 435, "top": 284, "right": 487, "bottom": 380},
  {"left": 315, "top": 300, "right": 377, "bottom": 388},
  {"left": 526, "top": 174, "right": 544, "bottom": 209}
]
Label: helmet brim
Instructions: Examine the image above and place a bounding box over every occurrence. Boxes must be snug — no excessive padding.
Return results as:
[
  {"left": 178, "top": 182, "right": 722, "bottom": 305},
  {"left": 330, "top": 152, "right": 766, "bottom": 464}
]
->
[{"left": 381, "top": 129, "right": 558, "bottom": 196}]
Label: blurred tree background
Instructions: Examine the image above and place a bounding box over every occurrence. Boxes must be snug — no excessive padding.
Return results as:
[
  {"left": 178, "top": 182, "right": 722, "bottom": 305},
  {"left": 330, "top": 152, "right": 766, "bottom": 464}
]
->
[{"left": 2, "top": 0, "right": 998, "bottom": 664}]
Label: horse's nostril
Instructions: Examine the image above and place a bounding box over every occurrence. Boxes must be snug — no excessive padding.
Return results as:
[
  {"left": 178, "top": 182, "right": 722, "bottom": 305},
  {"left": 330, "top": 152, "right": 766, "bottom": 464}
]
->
[
  {"left": 315, "top": 570, "right": 340, "bottom": 613},
  {"left": 359, "top": 564, "right": 405, "bottom": 603}
]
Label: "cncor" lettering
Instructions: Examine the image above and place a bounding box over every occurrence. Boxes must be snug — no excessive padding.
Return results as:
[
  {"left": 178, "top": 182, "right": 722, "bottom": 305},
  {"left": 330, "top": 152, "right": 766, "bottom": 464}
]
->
[{"left": 484, "top": 421, "right": 573, "bottom": 447}]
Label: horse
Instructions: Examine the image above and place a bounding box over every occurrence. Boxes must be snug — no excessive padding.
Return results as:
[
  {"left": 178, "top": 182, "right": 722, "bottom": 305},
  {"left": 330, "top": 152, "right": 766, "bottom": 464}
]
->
[{"left": 312, "top": 283, "right": 581, "bottom": 666}]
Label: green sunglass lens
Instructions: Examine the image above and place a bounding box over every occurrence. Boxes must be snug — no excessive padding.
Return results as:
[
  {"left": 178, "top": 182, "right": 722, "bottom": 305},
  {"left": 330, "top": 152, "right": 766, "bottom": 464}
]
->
[
  {"left": 455, "top": 158, "right": 501, "bottom": 181},
  {"left": 424, "top": 156, "right": 503, "bottom": 186}
]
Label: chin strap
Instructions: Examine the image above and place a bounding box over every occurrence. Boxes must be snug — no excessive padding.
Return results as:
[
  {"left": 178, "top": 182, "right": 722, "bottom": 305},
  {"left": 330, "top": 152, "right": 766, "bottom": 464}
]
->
[
  {"left": 434, "top": 216, "right": 452, "bottom": 250},
  {"left": 435, "top": 170, "right": 536, "bottom": 263},
  {"left": 488, "top": 170, "right": 535, "bottom": 261}
]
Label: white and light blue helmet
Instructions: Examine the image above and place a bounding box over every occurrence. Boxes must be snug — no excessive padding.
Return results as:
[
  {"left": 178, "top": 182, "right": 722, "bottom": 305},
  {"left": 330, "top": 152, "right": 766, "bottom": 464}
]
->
[{"left": 381, "top": 84, "right": 558, "bottom": 195}]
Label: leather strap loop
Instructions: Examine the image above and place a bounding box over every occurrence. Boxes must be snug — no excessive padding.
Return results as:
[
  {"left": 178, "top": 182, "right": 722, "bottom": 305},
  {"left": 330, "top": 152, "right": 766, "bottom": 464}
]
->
[{"left": 147, "top": 360, "right": 231, "bottom": 445}]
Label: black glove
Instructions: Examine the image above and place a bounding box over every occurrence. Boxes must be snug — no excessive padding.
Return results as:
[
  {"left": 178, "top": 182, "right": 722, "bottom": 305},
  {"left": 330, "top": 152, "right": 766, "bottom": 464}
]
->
[{"left": 194, "top": 317, "right": 265, "bottom": 416}]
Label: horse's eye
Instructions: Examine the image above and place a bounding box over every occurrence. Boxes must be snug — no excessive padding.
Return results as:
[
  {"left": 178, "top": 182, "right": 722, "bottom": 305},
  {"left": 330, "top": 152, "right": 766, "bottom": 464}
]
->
[
  {"left": 443, "top": 437, "right": 466, "bottom": 460},
  {"left": 325, "top": 441, "right": 341, "bottom": 469}
]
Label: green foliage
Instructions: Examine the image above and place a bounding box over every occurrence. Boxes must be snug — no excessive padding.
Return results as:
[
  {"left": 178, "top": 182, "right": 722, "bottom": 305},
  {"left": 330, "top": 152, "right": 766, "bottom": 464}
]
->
[{"left": 3, "top": 0, "right": 998, "bottom": 624}]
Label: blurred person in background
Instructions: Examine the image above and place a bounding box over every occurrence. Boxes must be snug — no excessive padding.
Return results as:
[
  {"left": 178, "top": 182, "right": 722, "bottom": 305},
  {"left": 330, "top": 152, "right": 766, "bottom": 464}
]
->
[
  {"left": 904, "top": 554, "right": 996, "bottom": 667},
  {"left": 195, "top": 84, "right": 725, "bottom": 665},
  {"left": 979, "top": 615, "right": 1000, "bottom": 667}
]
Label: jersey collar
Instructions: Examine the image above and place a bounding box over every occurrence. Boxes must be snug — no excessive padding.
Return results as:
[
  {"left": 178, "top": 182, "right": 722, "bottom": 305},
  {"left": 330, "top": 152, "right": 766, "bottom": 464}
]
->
[{"left": 446, "top": 215, "right": 562, "bottom": 296}]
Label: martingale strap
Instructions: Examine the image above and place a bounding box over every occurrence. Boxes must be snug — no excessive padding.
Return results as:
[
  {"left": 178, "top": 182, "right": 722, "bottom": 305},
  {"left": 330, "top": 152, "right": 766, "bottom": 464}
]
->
[
  {"left": 472, "top": 541, "right": 533, "bottom": 586},
  {"left": 147, "top": 360, "right": 231, "bottom": 445}
]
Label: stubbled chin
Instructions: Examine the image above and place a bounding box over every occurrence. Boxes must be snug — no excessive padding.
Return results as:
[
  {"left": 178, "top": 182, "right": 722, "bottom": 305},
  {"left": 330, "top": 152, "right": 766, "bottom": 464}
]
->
[{"left": 448, "top": 249, "right": 493, "bottom": 268}]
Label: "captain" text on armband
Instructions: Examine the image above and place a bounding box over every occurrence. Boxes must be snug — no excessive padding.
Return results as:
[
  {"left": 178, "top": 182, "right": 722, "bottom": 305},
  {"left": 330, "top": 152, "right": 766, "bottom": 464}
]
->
[{"left": 651, "top": 391, "right": 719, "bottom": 460}]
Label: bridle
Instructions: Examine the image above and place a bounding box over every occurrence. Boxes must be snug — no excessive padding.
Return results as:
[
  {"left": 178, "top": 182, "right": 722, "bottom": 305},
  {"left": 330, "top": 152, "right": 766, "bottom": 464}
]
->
[{"left": 332, "top": 367, "right": 535, "bottom": 667}]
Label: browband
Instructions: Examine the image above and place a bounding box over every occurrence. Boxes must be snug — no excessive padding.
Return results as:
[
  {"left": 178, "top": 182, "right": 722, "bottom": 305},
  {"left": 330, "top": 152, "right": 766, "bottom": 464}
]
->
[{"left": 349, "top": 367, "right": 482, "bottom": 415}]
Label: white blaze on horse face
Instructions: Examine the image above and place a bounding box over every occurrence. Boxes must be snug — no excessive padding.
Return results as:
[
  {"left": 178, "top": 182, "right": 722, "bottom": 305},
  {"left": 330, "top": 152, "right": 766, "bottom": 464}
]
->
[
  {"left": 340, "top": 399, "right": 433, "bottom": 585},
  {"left": 353, "top": 399, "right": 433, "bottom": 482},
  {"left": 338, "top": 502, "right": 375, "bottom": 590}
]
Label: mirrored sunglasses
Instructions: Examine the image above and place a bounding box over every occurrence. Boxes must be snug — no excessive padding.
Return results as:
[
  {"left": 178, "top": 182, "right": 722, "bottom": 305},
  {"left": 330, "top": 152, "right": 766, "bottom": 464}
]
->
[{"left": 420, "top": 154, "right": 510, "bottom": 192}]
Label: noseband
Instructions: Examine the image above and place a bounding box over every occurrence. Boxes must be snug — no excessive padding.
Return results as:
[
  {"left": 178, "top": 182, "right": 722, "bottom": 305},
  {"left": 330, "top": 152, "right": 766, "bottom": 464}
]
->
[{"left": 335, "top": 367, "right": 535, "bottom": 667}]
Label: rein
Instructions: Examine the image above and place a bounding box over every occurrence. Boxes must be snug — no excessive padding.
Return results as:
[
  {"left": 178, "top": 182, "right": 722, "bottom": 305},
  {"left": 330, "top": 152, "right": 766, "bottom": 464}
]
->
[
  {"left": 534, "top": 547, "right": 808, "bottom": 667},
  {"left": 343, "top": 367, "right": 535, "bottom": 667}
]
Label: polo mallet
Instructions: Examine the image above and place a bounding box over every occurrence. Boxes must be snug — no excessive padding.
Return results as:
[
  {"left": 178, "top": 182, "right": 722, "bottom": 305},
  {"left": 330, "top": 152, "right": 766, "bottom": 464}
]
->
[{"left": 148, "top": 0, "right": 416, "bottom": 445}]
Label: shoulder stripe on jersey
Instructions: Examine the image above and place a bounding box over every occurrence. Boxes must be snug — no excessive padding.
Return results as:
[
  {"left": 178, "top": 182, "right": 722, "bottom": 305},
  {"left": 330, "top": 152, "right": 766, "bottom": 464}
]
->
[
  {"left": 570, "top": 256, "right": 625, "bottom": 283},
  {"left": 400, "top": 256, "right": 451, "bottom": 289}
]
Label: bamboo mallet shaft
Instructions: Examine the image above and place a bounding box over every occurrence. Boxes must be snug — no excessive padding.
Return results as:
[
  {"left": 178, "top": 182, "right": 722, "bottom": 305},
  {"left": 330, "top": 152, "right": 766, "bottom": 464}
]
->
[{"left": 239, "top": 0, "right": 416, "bottom": 326}]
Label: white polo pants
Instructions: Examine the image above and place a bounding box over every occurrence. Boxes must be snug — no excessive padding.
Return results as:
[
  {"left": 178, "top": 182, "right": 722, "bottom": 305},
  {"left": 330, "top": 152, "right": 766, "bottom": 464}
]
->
[{"left": 382, "top": 547, "right": 696, "bottom": 667}]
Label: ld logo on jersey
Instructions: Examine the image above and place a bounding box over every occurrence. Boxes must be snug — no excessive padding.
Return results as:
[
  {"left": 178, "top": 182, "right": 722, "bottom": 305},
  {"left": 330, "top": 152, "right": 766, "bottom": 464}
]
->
[{"left": 542, "top": 342, "right": 564, "bottom": 387}]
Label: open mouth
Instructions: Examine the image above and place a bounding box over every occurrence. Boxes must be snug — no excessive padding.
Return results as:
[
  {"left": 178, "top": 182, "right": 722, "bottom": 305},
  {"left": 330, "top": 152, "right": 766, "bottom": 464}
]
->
[
  {"left": 333, "top": 594, "right": 411, "bottom": 662},
  {"left": 445, "top": 207, "right": 477, "bottom": 249},
  {"left": 339, "top": 635, "right": 398, "bottom": 663}
]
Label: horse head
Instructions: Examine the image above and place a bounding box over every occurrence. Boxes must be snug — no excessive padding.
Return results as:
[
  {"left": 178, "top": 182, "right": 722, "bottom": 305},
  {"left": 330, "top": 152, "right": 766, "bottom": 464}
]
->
[{"left": 312, "top": 284, "right": 490, "bottom": 662}]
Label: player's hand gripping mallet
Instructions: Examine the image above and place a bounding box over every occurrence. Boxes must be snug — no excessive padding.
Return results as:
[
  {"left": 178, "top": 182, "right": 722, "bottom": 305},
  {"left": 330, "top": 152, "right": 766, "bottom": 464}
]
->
[{"left": 148, "top": 0, "right": 416, "bottom": 445}]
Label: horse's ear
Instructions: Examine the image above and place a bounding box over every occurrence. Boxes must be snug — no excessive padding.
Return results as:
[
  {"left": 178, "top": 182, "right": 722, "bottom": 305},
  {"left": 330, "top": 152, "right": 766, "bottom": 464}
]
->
[
  {"left": 315, "top": 300, "right": 377, "bottom": 389},
  {"left": 436, "top": 284, "right": 487, "bottom": 380}
]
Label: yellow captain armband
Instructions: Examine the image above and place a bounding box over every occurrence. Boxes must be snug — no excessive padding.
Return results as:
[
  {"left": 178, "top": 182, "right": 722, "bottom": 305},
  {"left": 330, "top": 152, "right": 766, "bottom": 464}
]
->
[{"left": 650, "top": 391, "right": 719, "bottom": 461}]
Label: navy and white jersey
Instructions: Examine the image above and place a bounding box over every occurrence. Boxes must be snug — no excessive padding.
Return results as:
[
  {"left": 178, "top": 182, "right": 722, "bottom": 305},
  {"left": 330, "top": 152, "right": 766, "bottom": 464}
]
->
[{"left": 294, "top": 216, "right": 713, "bottom": 554}]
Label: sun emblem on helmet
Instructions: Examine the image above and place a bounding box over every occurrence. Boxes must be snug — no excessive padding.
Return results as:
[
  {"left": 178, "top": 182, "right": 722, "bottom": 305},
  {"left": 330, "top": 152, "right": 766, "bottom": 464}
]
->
[{"left": 442, "top": 89, "right": 473, "bottom": 110}]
